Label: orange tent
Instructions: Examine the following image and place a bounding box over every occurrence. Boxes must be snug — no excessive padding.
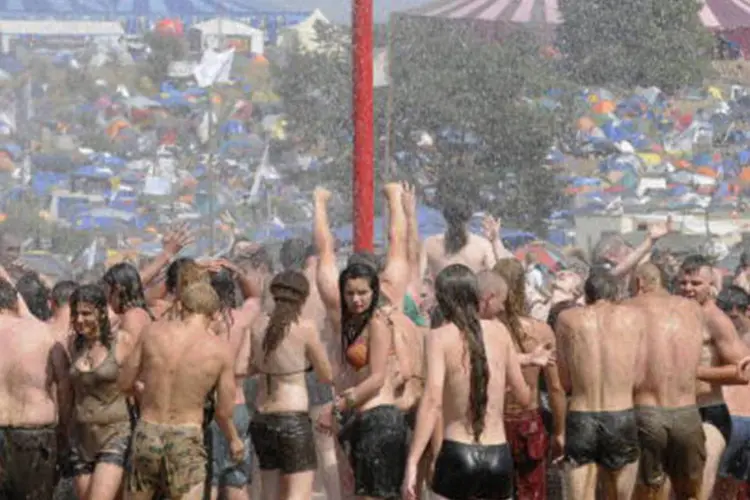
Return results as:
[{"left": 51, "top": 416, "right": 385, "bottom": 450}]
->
[
  {"left": 592, "top": 100, "right": 616, "bottom": 114},
  {"left": 696, "top": 166, "right": 719, "bottom": 178}
]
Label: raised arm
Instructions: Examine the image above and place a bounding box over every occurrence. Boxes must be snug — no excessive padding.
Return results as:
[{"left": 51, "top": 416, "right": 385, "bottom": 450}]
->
[
  {"left": 139, "top": 225, "right": 193, "bottom": 286},
  {"left": 380, "top": 182, "right": 410, "bottom": 305},
  {"left": 313, "top": 187, "right": 340, "bottom": 312},
  {"left": 482, "top": 215, "right": 513, "bottom": 263},
  {"left": 402, "top": 184, "right": 423, "bottom": 297},
  {"left": 611, "top": 217, "right": 671, "bottom": 278}
]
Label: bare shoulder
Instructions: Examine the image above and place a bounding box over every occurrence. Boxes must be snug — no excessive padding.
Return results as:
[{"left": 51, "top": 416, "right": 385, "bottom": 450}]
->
[
  {"left": 706, "top": 303, "right": 734, "bottom": 334},
  {"left": 298, "top": 318, "right": 318, "bottom": 338},
  {"left": 524, "top": 316, "right": 555, "bottom": 343},
  {"left": 556, "top": 307, "right": 580, "bottom": 329},
  {"left": 480, "top": 319, "right": 511, "bottom": 345}
]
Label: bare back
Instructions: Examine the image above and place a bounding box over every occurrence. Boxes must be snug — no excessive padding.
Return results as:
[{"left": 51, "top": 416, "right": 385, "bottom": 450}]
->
[
  {"left": 628, "top": 292, "right": 703, "bottom": 408},
  {"left": 439, "top": 319, "right": 525, "bottom": 444},
  {"left": 505, "top": 317, "right": 554, "bottom": 414},
  {"left": 251, "top": 314, "right": 324, "bottom": 414},
  {"left": 0, "top": 315, "right": 62, "bottom": 426},
  {"left": 137, "top": 319, "right": 231, "bottom": 425},
  {"left": 424, "top": 233, "right": 494, "bottom": 278},
  {"left": 556, "top": 303, "right": 643, "bottom": 412}
]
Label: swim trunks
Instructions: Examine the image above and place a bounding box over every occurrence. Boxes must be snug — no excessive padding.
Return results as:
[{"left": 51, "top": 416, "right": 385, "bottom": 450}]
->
[
  {"left": 348, "top": 405, "right": 407, "bottom": 499},
  {"left": 0, "top": 425, "right": 57, "bottom": 499},
  {"left": 128, "top": 420, "right": 207, "bottom": 498},
  {"left": 69, "top": 420, "right": 132, "bottom": 476},
  {"left": 209, "top": 404, "right": 252, "bottom": 488},
  {"left": 635, "top": 405, "right": 706, "bottom": 491},
  {"left": 505, "top": 408, "right": 548, "bottom": 500},
  {"left": 305, "top": 369, "right": 334, "bottom": 406},
  {"left": 719, "top": 415, "right": 750, "bottom": 482},
  {"left": 431, "top": 440, "right": 514, "bottom": 500},
  {"left": 250, "top": 411, "right": 317, "bottom": 474},
  {"left": 565, "top": 409, "right": 639, "bottom": 470},
  {"left": 699, "top": 403, "right": 732, "bottom": 444}
]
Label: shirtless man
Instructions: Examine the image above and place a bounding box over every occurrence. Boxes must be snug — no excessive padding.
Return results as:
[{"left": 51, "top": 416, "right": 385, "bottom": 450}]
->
[
  {"left": 0, "top": 277, "right": 71, "bottom": 498},
  {"left": 278, "top": 237, "right": 341, "bottom": 500},
  {"left": 402, "top": 264, "right": 532, "bottom": 500},
  {"left": 715, "top": 286, "right": 750, "bottom": 499},
  {"left": 208, "top": 262, "right": 262, "bottom": 500},
  {"left": 554, "top": 268, "right": 643, "bottom": 500},
  {"left": 627, "top": 263, "right": 706, "bottom": 500},
  {"left": 477, "top": 268, "right": 565, "bottom": 499},
  {"left": 421, "top": 200, "right": 497, "bottom": 279},
  {"left": 678, "top": 255, "right": 750, "bottom": 500},
  {"left": 120, "top": 282, "right": 244, "bottom": 500}
]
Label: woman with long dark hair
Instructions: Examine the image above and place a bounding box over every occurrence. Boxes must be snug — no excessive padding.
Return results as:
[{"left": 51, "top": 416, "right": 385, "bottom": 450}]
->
[
  {"left": 249, "top": 269, "right": 332, "bottom": 500},
  {"left": 102, "top": 262, "right": 154, "bottom": 341},
  {"left": 403, "top": 264, "right": 532, "bottom": 500},
  {"left": 68, "top": 284, "right": 136, "bottom": 500},
  {"left": 494, "top": 258, "right": 566, "bottom": 500}
]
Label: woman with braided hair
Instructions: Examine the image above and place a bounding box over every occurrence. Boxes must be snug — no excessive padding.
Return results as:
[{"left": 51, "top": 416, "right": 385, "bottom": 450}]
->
[
  {"left": 249, "top": 269, "right": 333, "bottom": 500},
  {"left": 403, "top": 264, "right": 532, "bottom": 500}
]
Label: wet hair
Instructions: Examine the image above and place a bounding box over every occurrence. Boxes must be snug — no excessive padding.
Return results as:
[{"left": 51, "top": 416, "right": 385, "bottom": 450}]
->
[
  {"left": 166, "top": 257, "right": 194, "bottom": 295},
  {"left": 279, "top": 238, "right": 315, "bottom": 271},
  {"left": 210, "top": 268, "right": 239, "bottom": 309},
  {"left": 0, "top": 278, "right": 18, "bottom": 311},
  {"left": 263, "top": 270, "right": 310, "bottom": 357},
  {"left": 51, "top": 280, "right": 78, "bottom": 308},
  {"left": 592, "top": 233, "right": 629, "bottom": 265},
  {"left": 179, "top": 282, "right": 220, "bottom": 318},
  {"left": 248, "top": 246, "right": 274, "bottom": 273},
  {"left": 442, "top": 200, "right": 472, "bottom": 255},
  {"left": 718, "top": 285, "right": 750, "bottom": 313},
  {"left": 435, "top": 264, "right": 488, "bottom": 443},
  {"left": 681, "top": 254, "right": 713, "bottom": 276},
  {"left": 634, "top": 262, "right": 666, "bottom": 290},
  {"left": 584, "top": 268, "right": 619, "bottom": 304},
  {"left": 493, "top": 259, "right": 529, "bottom": 347},
  {"left": 15, "top": 272, "right": 51, "bottom": 321},
  {"left": 177, "top": 261, "right": 210, "bottom": 297},
  {"left": 70, "top": 284, "right": 112, "bottom": 351},
  {"left": 339, "top": 262, "right": 381, "bottom": 359},
  {"left": 347, "top": 251, "right": 384, "bottom": 273},
  {"left": 102, "top": 262, "right": 153, "bottom": 318},
  {"left": 548, "top": 300, "right": 580, "bottom": 329}
]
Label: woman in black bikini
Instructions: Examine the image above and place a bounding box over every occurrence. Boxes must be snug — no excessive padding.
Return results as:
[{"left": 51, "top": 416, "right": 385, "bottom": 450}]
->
[{"left": 249, "top": 270, "right": 333, "bottom": 500}]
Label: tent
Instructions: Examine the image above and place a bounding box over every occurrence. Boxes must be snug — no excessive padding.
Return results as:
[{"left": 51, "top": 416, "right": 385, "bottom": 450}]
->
[
  {"left": 400, "top": 0, "right": 750, "bottom": 50},
  {"left": 191, "top": 18, "right": 264, "bottom": 54},
  {"left": 277, "top": 9, "right": 331, "bottom": 52}
]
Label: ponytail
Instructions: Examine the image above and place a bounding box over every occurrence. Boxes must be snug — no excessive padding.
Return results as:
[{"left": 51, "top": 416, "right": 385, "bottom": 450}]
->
[{"left": 452, "top": 304, "right": 489, "bottom": 443}]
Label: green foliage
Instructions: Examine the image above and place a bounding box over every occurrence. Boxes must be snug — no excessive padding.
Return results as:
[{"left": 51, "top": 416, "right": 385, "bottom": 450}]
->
[
  {"left": 558, "top": 0, "right": 714, "bottom": 92},
  {"left": 389, "top": 17, "right": 565, "bottom": 233},
  {"left": 273, "top": 18, "right": 565, "bottom": 232},
  {"left": 144, "top": 32, "right": 188, "bottom": 83}
]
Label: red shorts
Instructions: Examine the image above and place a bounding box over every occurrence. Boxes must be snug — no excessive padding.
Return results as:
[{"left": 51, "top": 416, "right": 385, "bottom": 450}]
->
[{"left": 505, "top": 409, "right": 548, "bottom": 500}]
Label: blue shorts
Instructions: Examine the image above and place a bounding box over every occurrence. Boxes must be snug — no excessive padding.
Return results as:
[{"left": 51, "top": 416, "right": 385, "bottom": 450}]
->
[
  {"left": 719, "top": 415, "right": 750, "bottom": 481},
  {"left": 209, "top": 405, "right": 253, "bottom": 488}
]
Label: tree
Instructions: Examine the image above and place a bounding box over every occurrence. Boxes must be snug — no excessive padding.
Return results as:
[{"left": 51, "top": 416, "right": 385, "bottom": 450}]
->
[
  {"left": 389, "top": 17, "right": 567, "bottom": 233},
  {"left": 558, "top": 0, "right": 714, "bottom": 92},
  {"left": 143, "top": 32, "right": 188, "bottom": 83},
  {"left": 271, "top": 22, "right": 390, "bottom": 215}
]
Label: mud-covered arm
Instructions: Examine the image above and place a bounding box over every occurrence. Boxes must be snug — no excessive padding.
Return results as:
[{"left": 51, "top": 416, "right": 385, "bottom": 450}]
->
[
  {"left": 313, "top": 187, "right": 340, "bottom": 312},
  {"left": 139, "top": 225, "right": 193, "bottom": 286},
  {"left": 306, "top": 323, "right": 333, "bottom": 384},
  {"left": 215, "top": 347, "right": 240, "bottom": 443},
  {"left": 553, "top": 312, "right": 574, "bottom": 394},
  {"left": 49, "top": 341, "right": 73, "bottom": 440},
  {"left": 540, "top": 325, "right": 566, "bottom": 438},
  {"left": 336, "top": 315, "right": 390, "bottom": 410},
  {"left": 380, "top": 183, "right": 410, "bottom": 305},
  {"left": 118, "top": 328, "right": 144, "bottom": 394},
  {"left": 406, "top": 329, "right": 444, "bottom": 470}
]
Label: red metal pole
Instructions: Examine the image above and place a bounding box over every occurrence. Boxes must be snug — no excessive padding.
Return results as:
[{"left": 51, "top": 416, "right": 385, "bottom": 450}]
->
[{"left": 352, "top": 0, "right": 374, "bottom": 252}]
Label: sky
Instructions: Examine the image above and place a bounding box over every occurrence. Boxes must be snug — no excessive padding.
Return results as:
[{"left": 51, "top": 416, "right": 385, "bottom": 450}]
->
[{"left": 263, "top": 0, "right": 426, "bottom": 23}]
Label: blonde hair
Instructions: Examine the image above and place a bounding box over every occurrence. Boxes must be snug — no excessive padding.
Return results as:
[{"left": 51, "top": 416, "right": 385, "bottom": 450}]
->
[
  {"left": 177, "top": 261, "right": 210, "bottom": 297},
  {"left": 180, "top": 282, "right": 220, "bottom": 317}
]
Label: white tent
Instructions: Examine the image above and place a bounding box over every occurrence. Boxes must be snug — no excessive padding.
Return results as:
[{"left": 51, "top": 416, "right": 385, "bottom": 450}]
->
[
  {"left": 277, "top": 9, "right": 330, "bottom": 53},
  {"left": 0, "top": 20, "right": 124, "bottom": 53},
  {"left": 191, "top": 18, "right": 264, "bottom": 54}
]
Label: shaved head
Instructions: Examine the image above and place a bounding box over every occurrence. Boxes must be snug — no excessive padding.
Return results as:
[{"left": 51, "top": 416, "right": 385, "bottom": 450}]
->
[
  {"left": 635, "top": 262, "right": 664, "bottom": 287},
  {"left": 477, "top": 270, "right": 508, "bottom": 303}
]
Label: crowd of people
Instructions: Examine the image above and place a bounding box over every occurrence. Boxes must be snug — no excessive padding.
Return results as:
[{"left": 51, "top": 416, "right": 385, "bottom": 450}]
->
[{"left": 3, "top": 182, "right": 750, "bottom": 500}]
